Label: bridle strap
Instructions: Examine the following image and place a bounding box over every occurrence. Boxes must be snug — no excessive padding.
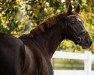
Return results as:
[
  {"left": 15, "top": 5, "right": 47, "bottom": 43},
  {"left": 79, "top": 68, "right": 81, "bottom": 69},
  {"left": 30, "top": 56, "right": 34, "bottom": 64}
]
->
[
  {"left": 66, "top": 15, "right": 76, "bottom": 19},
  {"left": 65, "top": 15, "right": 88, "bottom": 44},
  {"left": 75, "top": 29, "right": 88, "bottom": 43},
  {"left": 66, "top": 15, "right": 88, "bottom": 37},
  {"left": 76, "top": 29, "right": 88, "bottom": 37}
]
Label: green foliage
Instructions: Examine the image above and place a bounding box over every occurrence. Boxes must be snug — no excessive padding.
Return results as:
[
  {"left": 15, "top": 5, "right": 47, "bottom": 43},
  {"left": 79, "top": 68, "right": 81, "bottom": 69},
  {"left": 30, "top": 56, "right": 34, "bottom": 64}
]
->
[
  {"left": 0, "top": 0, "right": 20, "bottom": 34},
  {"left": 0, "top": 0, "right": 94, "bottom": 51}
]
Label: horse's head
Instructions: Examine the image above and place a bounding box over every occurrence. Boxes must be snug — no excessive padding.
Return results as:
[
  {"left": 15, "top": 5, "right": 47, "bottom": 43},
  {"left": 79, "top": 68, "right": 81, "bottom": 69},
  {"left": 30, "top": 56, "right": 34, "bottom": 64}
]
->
[{"left": 64, "top": 3, "right": 92, "bottom": 49}]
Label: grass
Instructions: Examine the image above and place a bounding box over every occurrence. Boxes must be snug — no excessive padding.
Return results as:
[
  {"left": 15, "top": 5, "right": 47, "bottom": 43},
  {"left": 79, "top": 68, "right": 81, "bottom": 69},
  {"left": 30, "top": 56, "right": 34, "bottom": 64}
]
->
[{"left": 52, "top": 58, "right": 84, "bottom": 70}]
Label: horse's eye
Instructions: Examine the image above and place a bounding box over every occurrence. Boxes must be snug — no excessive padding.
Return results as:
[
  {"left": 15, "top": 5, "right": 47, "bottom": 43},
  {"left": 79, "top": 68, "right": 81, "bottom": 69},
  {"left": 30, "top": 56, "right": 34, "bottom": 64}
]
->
[{"left": 71, "top": 21, "right": 75, "bottom": 24}]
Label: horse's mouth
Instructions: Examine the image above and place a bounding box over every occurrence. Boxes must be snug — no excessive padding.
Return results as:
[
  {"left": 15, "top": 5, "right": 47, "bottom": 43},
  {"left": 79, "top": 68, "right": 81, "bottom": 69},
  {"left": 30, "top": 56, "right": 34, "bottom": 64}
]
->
[
  {"left": 81, "top": 39, "right": 92, "bottom": 49},
  {"left": 82, "top": 45, "right": 90, "bottom": 49}
]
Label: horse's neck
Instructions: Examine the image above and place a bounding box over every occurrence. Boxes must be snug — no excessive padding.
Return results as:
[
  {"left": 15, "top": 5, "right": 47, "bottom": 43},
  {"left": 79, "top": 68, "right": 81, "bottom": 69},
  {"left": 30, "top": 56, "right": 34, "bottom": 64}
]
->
[
  {"left": 42, "top": 30, "right": 62, "bottom": 58},
  {"left": 27, "top": 13, "right": 66, "bottom": 59},
  {"left": 32, "top": 26, "right": 64, "bottom": 59},
  {"left": 39, "top": 15, "right": 66, "bottom": 58}
]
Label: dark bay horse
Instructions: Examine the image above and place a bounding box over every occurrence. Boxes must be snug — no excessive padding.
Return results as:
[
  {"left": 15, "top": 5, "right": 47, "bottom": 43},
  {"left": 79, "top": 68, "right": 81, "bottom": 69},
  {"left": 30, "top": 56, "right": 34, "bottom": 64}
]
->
[{"left": 0, "top": 4, "right": 92, "bottom": 75}]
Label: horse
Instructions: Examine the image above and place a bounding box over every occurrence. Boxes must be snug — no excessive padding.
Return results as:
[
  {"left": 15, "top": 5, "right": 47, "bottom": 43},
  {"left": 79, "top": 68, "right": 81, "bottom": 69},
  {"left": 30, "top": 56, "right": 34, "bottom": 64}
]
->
[{"left": 0, "top": 3, "right": 92, "bottom": 75}]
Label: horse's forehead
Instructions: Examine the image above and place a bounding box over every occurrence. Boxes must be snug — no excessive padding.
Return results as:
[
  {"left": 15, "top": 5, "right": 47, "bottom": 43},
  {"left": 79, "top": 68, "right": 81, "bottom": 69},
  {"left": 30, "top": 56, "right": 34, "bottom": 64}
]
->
[
  {"left": 77, "top": 17, "right": 82, "bottom": 21},
  {"left": 68, "top": 14, "right": 83, "bottom": 23},
  {"left": 72, "top": 14, "right": 83, "bottom": 22},
  {"left": 75, "top": 13, "right": 83, "bottom": 21}
]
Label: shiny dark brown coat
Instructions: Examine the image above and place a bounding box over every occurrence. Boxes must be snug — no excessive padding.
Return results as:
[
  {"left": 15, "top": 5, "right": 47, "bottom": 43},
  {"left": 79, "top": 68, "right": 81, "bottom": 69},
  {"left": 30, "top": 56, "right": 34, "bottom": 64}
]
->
[{"left": 0, "top": 4, "right": 92, "bottom": 75}]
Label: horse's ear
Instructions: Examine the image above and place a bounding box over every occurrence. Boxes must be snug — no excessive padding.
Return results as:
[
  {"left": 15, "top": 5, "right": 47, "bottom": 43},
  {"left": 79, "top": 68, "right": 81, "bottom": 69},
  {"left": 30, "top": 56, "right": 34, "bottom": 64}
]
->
[
  {"left": 39, "top": 22, "right": 48, "bottom": 32},
  {"left": 67, "top": 3, "right": 72, "bottom": 15},
  {"left": 75, "top": 4, "right": 80, "bottom": 13}
]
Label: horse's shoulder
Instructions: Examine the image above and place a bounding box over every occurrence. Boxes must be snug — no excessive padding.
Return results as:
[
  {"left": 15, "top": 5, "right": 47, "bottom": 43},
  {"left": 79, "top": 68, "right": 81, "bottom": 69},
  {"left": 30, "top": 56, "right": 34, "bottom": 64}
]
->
[{"left": 0, "top": 33, "right": 24, "bottom": 48}]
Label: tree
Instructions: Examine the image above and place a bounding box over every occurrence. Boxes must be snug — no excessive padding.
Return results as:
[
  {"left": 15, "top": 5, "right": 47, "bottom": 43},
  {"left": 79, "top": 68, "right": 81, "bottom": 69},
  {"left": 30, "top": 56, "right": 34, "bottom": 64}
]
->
[{"left": 0, "top": 0, "right": 94, "bottom": 51}]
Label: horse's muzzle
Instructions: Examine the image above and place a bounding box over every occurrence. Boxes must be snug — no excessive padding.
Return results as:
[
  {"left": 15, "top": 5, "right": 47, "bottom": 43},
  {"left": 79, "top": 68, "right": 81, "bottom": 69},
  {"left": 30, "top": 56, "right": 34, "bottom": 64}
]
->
[{"left": 82, "top": 38, "right": 92, "bottom": 49}]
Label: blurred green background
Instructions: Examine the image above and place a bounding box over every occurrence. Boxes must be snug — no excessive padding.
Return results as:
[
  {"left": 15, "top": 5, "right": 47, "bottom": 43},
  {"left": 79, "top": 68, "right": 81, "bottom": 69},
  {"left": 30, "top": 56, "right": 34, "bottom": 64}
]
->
[{"left": 0, "top": 0, "right": 94, "bottom": 69}]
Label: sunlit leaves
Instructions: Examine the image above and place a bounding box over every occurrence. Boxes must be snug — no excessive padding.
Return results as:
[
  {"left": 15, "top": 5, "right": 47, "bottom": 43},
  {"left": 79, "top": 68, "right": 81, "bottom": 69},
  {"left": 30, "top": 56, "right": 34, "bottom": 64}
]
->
[{"left": 0, "top": 0, "right": 94, "bottom": 52}]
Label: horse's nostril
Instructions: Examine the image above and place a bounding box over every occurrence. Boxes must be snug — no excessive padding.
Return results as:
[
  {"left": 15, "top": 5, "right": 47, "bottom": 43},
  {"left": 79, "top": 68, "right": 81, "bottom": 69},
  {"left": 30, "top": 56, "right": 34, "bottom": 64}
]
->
[
  {"left": 85, "top": 39, "right": 92, "bottom": 46},
  {"left": 85, "top": 39, "right": 89, "bottom": 44}
]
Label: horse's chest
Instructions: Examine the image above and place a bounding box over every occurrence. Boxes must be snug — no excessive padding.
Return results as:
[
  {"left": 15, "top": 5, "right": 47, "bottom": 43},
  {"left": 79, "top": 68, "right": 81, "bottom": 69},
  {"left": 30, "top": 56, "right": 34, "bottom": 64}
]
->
[
  {"left": 22, "top": 45, "right": 53, "bottom": 75},
  {"left": 22, "top": 45, "right": 36, "bottom": 75},
  {"left": 38, "top": 56, "right": 53, "bottom": 75}
]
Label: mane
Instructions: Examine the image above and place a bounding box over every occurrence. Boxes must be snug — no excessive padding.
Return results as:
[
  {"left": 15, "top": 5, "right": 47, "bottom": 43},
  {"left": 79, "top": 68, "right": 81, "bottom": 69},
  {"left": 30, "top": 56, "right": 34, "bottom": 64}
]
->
[
  {"left": 38, "top": 12, "right": 66, "bottom": 32},
  {"left": 20, "top": 12, "right": 66, "bottom": 40}
]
